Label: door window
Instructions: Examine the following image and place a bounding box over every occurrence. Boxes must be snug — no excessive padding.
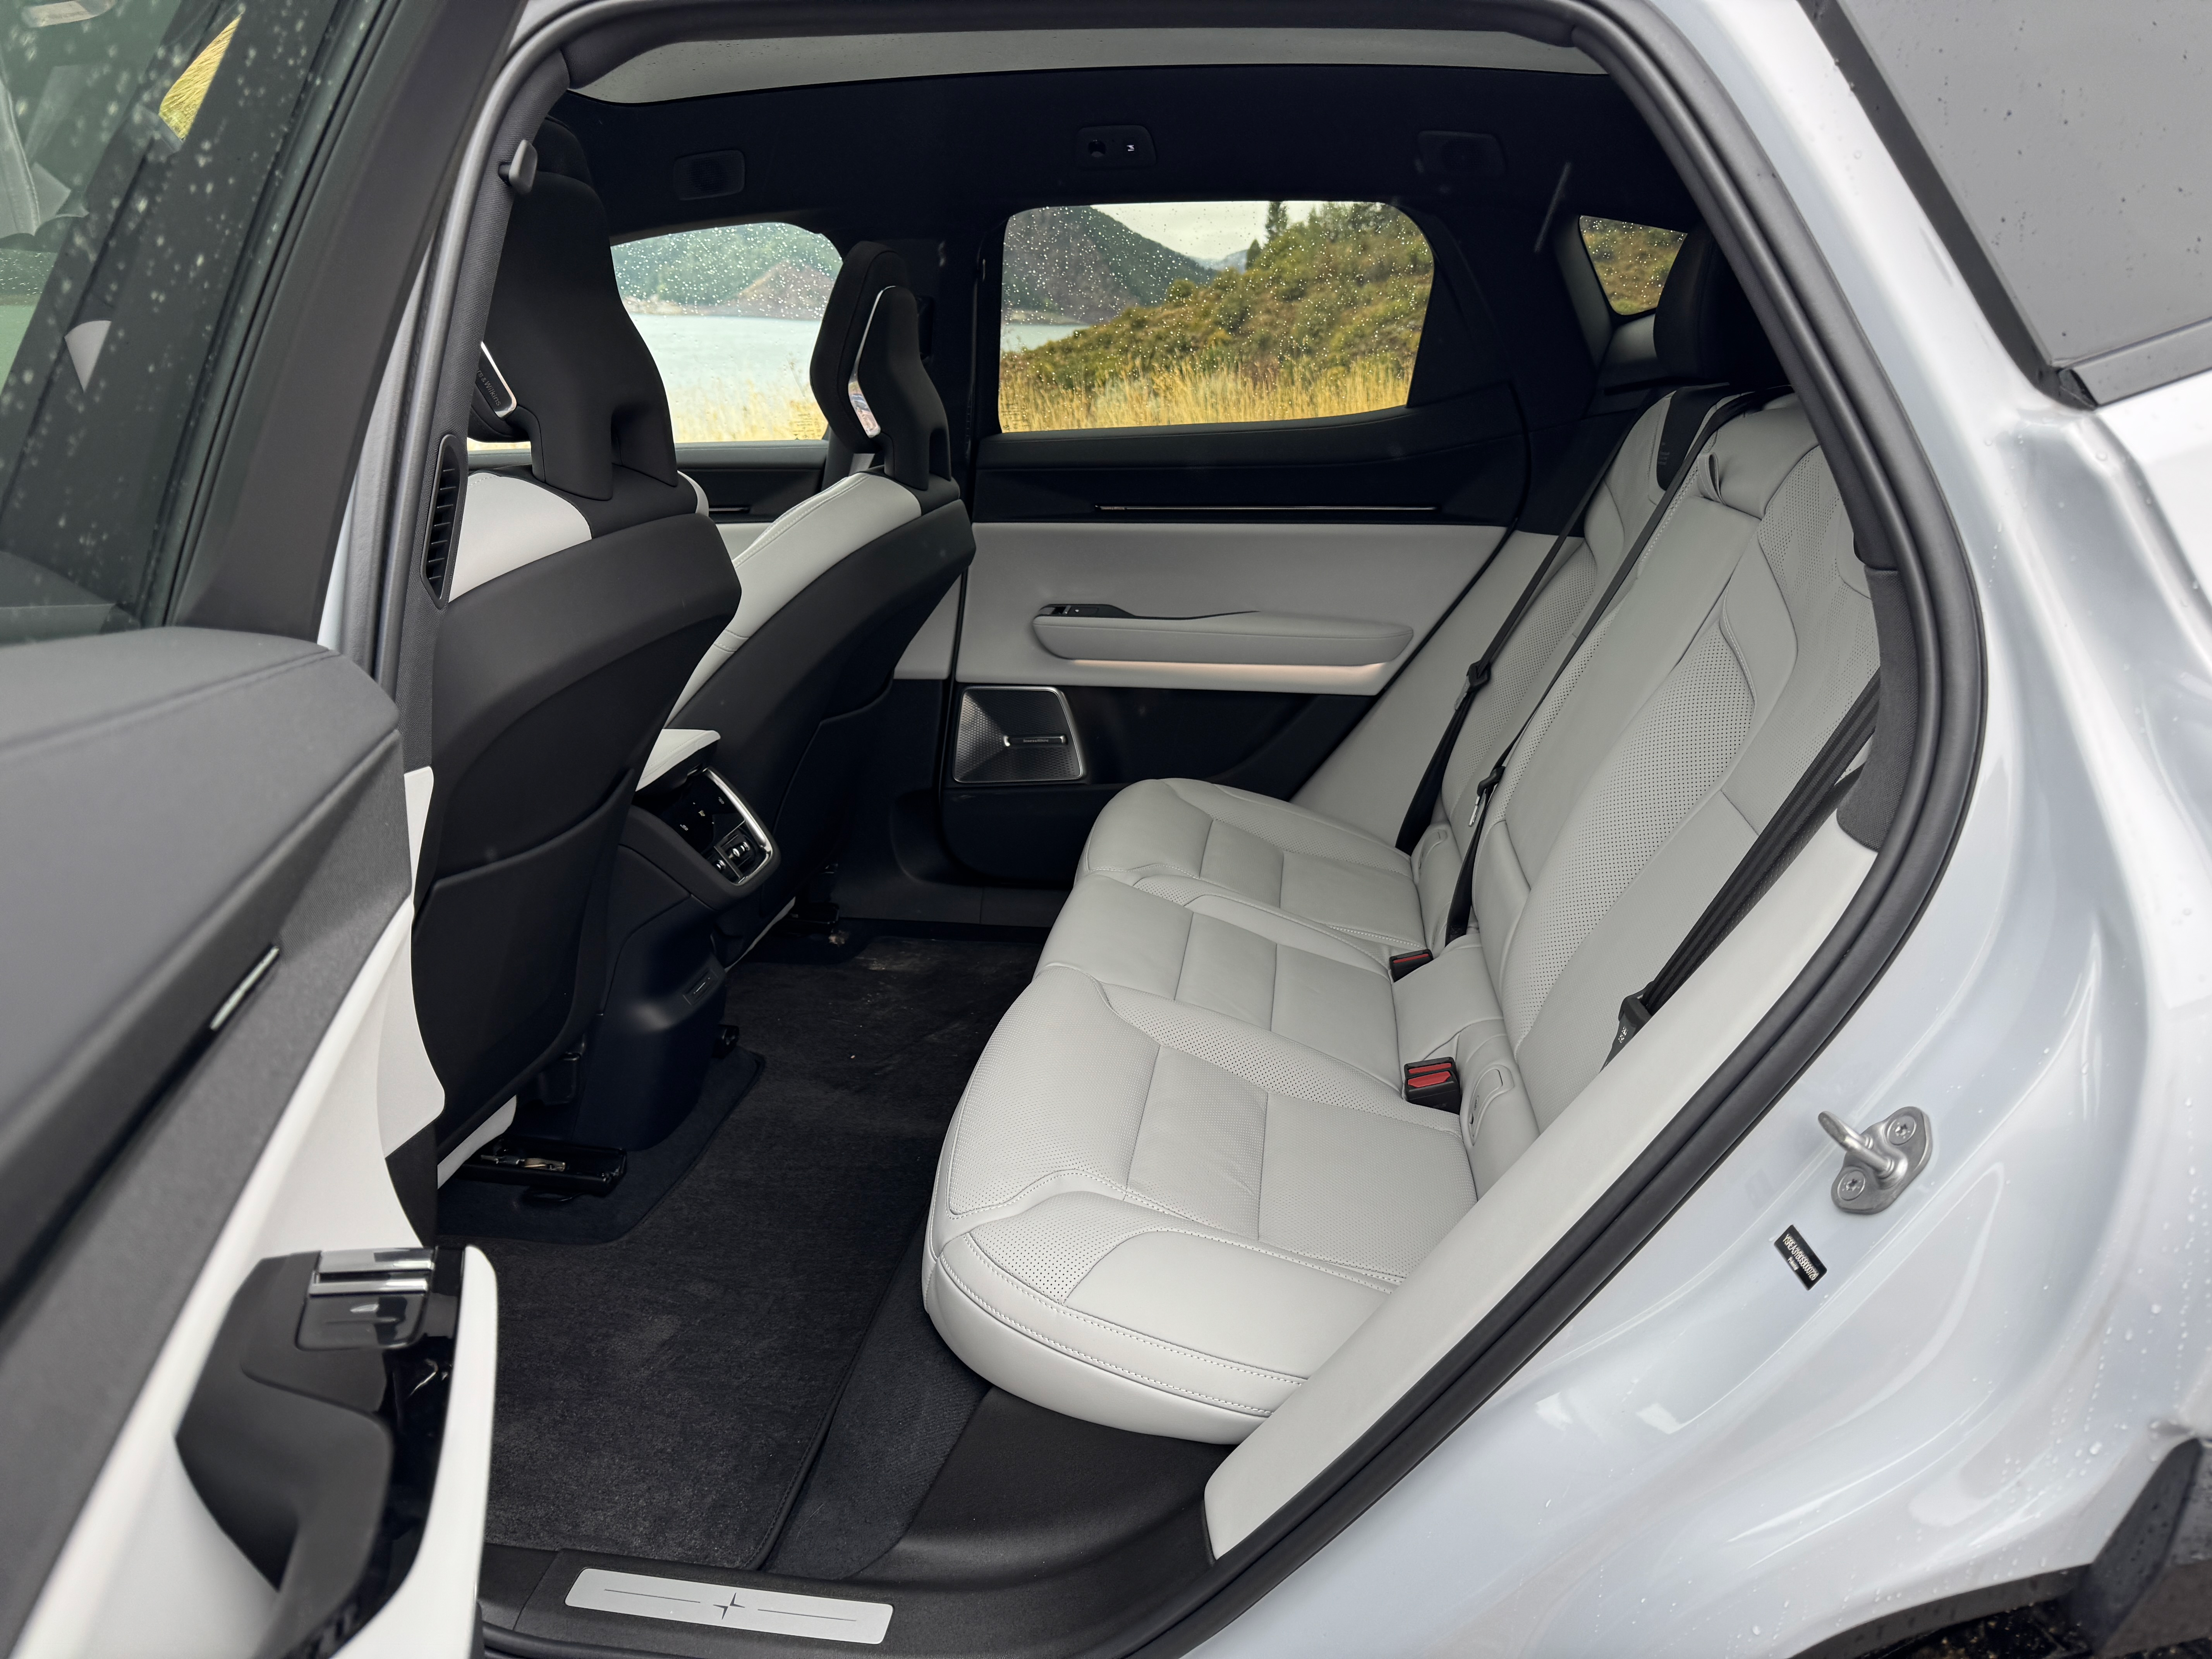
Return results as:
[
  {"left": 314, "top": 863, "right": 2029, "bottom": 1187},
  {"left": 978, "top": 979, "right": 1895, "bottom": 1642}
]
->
[
  {"left": 612, "top": 222, "right": 840, "bottom": 442},
  {"left": 1578, "top": 216, "right": 1688, "bottom": 316},
  {"left": 0, "top": 0, "right": 348, "bottom": 646},
  {"left": 997, "top": 199, "right": 1434, "bottom": 433}
]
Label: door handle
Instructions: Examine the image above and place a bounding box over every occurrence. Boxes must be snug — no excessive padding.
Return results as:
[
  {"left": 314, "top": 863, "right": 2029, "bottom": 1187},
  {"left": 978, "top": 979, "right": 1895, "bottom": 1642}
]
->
[{"left": 177, "top": 1249, "right": 460, "bottom": 1659}]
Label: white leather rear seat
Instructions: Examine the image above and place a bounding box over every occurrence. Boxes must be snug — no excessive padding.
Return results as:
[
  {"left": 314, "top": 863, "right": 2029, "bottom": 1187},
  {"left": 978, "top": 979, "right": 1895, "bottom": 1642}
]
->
[{"left": 924, "top": 399, "right": 1877, "bottom": 1442}]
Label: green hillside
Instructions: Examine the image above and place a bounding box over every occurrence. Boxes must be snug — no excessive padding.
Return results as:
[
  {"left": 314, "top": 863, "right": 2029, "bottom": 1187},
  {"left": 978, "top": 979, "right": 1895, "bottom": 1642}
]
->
[
  {"left": 612, "top": 222, "right": 840, "bottom": 310},
  {"left": 1001, "top": 201, "right": 1432, "bottom": 428},
  {"left": 1002, "top": 206, "right": 1214, "bottom": 324}
]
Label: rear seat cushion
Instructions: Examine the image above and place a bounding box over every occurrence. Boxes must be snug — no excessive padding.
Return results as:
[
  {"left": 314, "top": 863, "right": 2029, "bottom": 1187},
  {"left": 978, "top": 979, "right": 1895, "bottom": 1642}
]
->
[{"left": 924, "top": 964, "right": 1474, "bottom": 1442}]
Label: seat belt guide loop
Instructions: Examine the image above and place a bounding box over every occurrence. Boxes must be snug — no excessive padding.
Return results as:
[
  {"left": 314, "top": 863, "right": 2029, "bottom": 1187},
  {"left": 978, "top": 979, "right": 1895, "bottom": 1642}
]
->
[{"left": 1609, "top": 990, "right": 1653, "bottom": 1061}]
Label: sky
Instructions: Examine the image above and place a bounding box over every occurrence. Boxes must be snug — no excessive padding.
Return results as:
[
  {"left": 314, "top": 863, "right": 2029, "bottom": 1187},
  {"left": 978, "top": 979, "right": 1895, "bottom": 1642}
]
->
[{"left": 1096, "top": 200, "right": 1329, "bottom": 263}]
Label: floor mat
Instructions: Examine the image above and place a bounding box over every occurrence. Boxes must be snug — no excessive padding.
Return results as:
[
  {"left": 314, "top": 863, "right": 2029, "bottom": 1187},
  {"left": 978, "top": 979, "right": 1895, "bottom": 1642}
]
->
[
  {"left": 436, "top": 1047, "right": 763, "bottom": 1247},
  {"left": 448, "top": 929, "right": 1039, "bottom": 1571}
]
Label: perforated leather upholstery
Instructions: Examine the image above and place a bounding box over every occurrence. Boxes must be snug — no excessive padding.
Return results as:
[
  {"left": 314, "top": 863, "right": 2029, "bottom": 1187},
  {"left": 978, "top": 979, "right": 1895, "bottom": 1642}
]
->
[{"left": 925, "top": 398, "right": 1879, "bottom": 1441}]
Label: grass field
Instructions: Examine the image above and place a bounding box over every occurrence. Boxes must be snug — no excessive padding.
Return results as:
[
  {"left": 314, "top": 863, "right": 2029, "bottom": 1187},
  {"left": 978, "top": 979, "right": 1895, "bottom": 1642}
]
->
[
  {"left": 1580, "top": 218, "right": 1688, "bottom": 315},
  {"left": 665, "top": 380, "right": 822, "bottom": 443},
  {"left": 998, "top": 354, "right": 1412, "bottom": 432}
]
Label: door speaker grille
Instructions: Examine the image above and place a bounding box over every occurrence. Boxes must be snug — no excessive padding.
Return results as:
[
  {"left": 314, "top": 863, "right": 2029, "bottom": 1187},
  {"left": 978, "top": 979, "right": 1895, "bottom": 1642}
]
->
[{"left": 955, "top": 687, "right": 1084, "bottom": 785}]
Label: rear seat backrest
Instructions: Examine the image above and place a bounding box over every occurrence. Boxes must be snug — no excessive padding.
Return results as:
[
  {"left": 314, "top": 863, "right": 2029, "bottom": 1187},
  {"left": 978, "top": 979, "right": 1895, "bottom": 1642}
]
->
[{"left": 1458, "top": 405, "right": 1875, "bottom": 1180}]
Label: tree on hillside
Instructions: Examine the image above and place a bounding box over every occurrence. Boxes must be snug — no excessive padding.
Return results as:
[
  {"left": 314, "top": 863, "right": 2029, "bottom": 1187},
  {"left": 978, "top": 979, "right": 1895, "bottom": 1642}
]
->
[
  {"left": 1001, "top": 200, "right": 1434, "bottom": 403},
  {"left": 1264, "top": 200, "right": 1289, "bottom": 242}
]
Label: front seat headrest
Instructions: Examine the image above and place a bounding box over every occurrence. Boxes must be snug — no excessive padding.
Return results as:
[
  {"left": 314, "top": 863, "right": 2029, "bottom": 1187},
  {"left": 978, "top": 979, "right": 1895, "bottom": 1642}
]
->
[
  {"left": 810, "top": 241, "right": 906, "bottom": 455},
  {"left": 532, "top": 117, "right": 594, "bottom": 188},
  {"left": 481, "top": 140, "right": 677, "bottom": 501},
  {"left": 853, "top": 287, "right": 950, "bottom": 489},
  {"left": 1654, "top": 226, "right": 1785, "bottom": 387},
  {"left": 809, "top": 241, "right": 950, "bottom": 489}
]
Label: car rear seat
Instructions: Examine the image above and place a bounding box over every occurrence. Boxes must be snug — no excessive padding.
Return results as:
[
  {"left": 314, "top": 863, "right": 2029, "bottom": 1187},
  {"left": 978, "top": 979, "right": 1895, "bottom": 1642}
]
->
[{"left": 923, "top": 262, "right": 1881, "bottom": 1446}]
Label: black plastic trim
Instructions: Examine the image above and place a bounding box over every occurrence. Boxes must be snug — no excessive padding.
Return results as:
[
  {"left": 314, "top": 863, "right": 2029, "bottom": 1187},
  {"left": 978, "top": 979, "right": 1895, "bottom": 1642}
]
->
[
  {"left": 974, "top": 388, "right": 1523, "bottom": 521},
  {"left": 1787, "top": 1570, "right": 2086, "bottom": 1659}
]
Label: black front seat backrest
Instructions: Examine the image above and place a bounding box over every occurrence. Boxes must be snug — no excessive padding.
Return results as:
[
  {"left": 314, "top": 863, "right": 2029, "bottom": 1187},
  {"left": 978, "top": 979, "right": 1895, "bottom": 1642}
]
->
[
  {"left": 413, "top": 133, "right": 739, "bottom": 1154},
  {"left": 668, "top": 241, "right": 976, "bottom": 908}
]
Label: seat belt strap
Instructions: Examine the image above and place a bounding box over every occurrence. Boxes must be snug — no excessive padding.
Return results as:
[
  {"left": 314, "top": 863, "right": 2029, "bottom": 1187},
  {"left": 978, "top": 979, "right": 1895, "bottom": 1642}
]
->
[
  {"left": 1394, "top": 406, "right": 1664, "bottom": 854},
  {"left": 1436, "top": 387, "right": 1774, "bottom": 945},
  {"left": 1441, "top": 752, "right": 1509, "bottom": 941},
  {"left": 1608, "top": 674, "right": 1881, "bottom": 1061}
]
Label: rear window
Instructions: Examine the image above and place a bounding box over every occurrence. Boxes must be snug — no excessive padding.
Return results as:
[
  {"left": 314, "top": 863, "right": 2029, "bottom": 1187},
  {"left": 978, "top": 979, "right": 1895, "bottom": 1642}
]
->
[
  {"left": 1579, "top": 217, "right": 1687, "bottom": 316},
  {"left": 998, "top": 199, "right": 1433, "bottom": 433},
  {"left": 611, "top": 222, "right": 838, "bottom": 442}
]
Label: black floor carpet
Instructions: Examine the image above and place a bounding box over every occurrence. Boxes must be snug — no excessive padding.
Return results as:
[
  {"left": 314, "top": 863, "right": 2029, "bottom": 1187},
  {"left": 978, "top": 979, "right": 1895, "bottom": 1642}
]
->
[
  {"left": 438, "top": 1048, "right": 763, "bottom": 1246},
  {"left": 447, "top": 928, "right": 1039, "bottom": 1571}
]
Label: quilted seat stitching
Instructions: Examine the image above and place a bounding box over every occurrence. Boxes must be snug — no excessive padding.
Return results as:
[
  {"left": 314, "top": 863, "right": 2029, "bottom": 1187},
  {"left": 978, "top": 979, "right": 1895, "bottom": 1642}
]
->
[{"left": 941, "top": 1248, "right": 1298, "bottom": 1409}]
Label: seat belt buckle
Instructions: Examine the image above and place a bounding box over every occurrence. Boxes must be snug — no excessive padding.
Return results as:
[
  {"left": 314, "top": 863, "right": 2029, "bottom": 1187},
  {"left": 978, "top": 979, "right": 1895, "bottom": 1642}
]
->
[
  {"left": 1609, "top": 992, "right": 1652, "bottom": 1062},
  {"left": 1389, "top": 949, "right": 1432, "bottom": 981},
  {"left": 1404, "top": 1058, "right": 1461, "bottom": 1112}
]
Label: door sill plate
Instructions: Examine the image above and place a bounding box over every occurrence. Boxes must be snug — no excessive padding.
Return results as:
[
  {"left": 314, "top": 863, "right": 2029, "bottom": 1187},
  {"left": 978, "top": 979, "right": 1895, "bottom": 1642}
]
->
[{"left": 565, "top": 1568, "right": 892, "bottom": 1644}]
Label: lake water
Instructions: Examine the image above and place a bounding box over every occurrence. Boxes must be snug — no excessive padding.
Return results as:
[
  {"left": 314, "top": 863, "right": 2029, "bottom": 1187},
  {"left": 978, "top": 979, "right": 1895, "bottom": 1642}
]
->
[
  {"left": 632, "top": 314, "right": 821, "bottom": 407},
  {"left": 1001, "top": 323, "right": 1083, "bottom": 352},
  {"left": 633, "top": 314, "right": 1087, "bottom": 407}
]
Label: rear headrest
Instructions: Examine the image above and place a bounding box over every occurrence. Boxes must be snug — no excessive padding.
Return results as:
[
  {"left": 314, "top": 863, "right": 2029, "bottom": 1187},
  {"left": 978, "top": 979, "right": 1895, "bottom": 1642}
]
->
[
  {"left": 480, "top": 161, "right": 677, "bottom": 500},
  {"left": 809, "top": 241, "right": 950, "bottom": 489},
  {"left": 1654, "top": 227, "right": 1785, "bottom": 387}
]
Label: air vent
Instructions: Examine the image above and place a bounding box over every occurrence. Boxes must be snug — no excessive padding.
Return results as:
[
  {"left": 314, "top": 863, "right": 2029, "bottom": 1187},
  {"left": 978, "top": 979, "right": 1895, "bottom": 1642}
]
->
[{"left": 421, "top": 433, "right": 462, "bottom": 601}]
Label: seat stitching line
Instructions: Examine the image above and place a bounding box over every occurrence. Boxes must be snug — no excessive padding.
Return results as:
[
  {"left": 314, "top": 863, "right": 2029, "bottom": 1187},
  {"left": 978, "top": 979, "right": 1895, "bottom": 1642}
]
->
[
  {"left": 985, "top": 1214, "right": 1395, "bottom": 1297},
  {"left": 943, "top": 1251, "right": 1294, "bottom": 1406}
]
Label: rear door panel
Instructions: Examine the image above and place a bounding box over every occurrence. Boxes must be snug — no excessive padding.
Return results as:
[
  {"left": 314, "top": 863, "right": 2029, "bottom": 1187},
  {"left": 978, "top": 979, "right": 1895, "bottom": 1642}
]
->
[
  {"left": 958, "top": 519, "right": 1504, "bottom": 696},
  {"left": 945, "top": 515, "right": 1504, "bottom": 881},
  {"left": 0, "top": 631, "right": 416, "bottom": 1642}
]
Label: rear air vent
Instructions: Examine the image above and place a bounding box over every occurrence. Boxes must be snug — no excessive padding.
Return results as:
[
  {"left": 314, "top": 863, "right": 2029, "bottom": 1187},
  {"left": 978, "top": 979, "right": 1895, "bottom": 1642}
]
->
[{"left": 421, "top": 434, "right": 462, "bottom": 601}]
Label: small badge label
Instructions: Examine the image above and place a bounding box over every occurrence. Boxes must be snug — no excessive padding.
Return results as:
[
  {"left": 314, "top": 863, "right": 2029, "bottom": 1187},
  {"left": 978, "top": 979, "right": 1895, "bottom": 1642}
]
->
[{"left": 1774, "top": 1225, "right": 1826, "bottom": 1288}]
